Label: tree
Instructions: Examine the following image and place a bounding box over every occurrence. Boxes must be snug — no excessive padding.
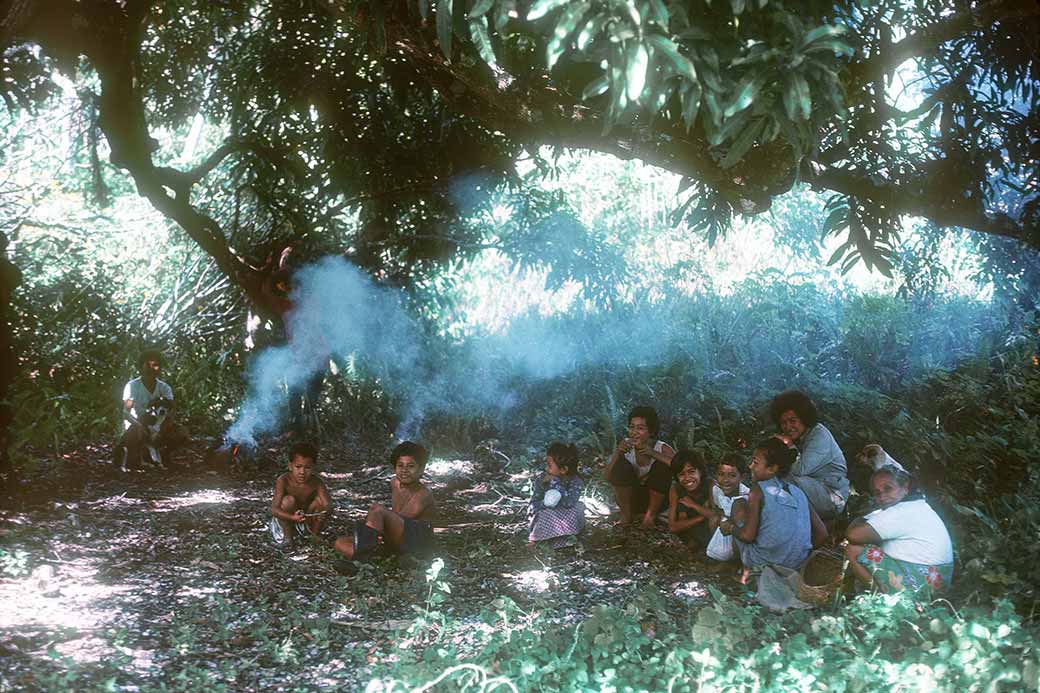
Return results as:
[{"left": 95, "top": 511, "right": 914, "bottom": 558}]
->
[{"left": 0, "top": 0, "right": 1037, "bottom": 468}]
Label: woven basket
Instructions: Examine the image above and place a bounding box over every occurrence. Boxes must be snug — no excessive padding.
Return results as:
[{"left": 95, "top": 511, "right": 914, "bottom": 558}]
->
[{"left": 797, "top": 549, "right": 845, "bottom": 606}]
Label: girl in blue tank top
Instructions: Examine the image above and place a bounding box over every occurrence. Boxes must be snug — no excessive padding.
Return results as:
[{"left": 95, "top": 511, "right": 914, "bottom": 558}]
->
[{"left": 720, "top": 438, "right": 828, "bottom": 583}]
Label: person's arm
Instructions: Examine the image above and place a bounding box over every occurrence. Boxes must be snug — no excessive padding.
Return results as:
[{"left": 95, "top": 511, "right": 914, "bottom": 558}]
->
[
  {"left": 556, "top": 478, "right": 583, "bottom": 509},
  {"left": 667, "top": 487, "right": 710, "bottom": 533},
  {"left": 530, "top": 476, "right": 546, "bottom": 511},
  {"left": 603, "top": 439, "right": 631, "bottom": 479},
  {"left": 315, "top": 481, "right": 333, "bottom": 516},
  {"left": 121, "top": 382, "right": 138, "bottom": 426},
  {"left": 390, "top": 478, "right": 402, "bottom": 514},
  {"left": 732, "top": 485, "right": 763, "bottom": 543},
  {"left": 637, "top": 441, "right": 675, "bottom": 466},
  {"left": 845, "top": 518, "right": 882, "bottom": 545},
  {"left": 809, "top": 506, "right": 828, "bottom": 548},
  {"left": 270, "top": 477, "right": 304, "bottom": 522},
  {"left": 794, "top": 425, "right": 834, "bottom": 478}
]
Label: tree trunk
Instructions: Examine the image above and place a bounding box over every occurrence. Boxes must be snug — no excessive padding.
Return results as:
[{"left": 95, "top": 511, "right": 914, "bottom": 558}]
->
[{"left": 0, "top": 231, "right": 22, "bottom": 489}]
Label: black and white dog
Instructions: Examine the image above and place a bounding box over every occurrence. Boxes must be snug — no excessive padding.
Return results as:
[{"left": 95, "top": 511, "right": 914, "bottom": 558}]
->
[{"left": 116, "top": 397, "right": 174, "bottom": 471}]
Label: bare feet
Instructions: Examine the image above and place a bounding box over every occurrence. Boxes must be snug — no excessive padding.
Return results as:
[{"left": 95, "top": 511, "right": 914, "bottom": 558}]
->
[
  {"left": 737, "top": 567, "right": 752, "bottom": 585},
  {"left": 639, "top": 514, "right": 656, "bottom": 530}
]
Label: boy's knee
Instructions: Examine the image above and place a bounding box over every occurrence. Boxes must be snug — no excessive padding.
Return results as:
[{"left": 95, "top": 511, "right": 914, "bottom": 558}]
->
[
  {"left": 311, "top": 497, "right": 329, "bottom": 511},
  {"left": 280, "top": 496, "right": 297, "bottom": 511},
  {"left": 368, "top": 503, "right": 384, "bottom": 515}
]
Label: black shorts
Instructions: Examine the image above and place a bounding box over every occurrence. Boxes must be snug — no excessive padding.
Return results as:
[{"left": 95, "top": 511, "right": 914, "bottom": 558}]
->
[
  {"left": 609, "top": 459, "right": 672, "bottom": 493},
  {"left": 401, "top": 517, "right": 435, "bottom": 555}
]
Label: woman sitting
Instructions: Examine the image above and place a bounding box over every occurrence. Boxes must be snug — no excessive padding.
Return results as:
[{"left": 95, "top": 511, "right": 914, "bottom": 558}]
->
[
  {"left": 604, "top": 406, "right": 675, "bottom": 528},
  {"left": 769, "top": 390, "right": 849, "bottom": 520},
  {"left": 845, "top": 465, "right": 954, "bottom": 595}
]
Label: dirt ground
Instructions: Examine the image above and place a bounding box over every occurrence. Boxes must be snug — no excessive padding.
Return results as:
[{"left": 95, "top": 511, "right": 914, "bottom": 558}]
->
[{"left": 0, "top": 439, "right": 742, "bottom": 691}]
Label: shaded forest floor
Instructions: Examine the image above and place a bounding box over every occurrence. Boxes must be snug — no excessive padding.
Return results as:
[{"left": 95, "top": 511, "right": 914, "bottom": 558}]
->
[{"left": 0, "top": 439, "right": 744, "bottom": 691}]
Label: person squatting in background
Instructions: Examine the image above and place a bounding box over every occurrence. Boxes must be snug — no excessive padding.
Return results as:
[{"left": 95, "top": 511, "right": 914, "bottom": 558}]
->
[
  {"left": 604, "top": 406, "right": 676, "bottom": 528},
  {"left": 722, "top": 438, "right": 828, "bottom": 583},
  {"left": 528, "top": 442, "right": 585, "bottom": 548},
  {"left": 845, "top": 465, "right": 954, "bottom": 595},
  {"left": 119, "top": 348, "right": 188, "bottom": 470}
]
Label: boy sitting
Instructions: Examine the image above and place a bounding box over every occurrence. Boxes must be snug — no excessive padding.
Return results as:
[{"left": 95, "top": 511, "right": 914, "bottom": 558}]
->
[
  {"left": 269, "top": 441, "right": 332, "bottom": 545},
  {"left": 334, "top": 441, "right": 435, "bottom": 562}
]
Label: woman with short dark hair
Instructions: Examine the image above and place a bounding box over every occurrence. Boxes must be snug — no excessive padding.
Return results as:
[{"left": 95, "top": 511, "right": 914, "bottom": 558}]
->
[{"left": 768, "top": 390, "right": 849, "bottom": 520}]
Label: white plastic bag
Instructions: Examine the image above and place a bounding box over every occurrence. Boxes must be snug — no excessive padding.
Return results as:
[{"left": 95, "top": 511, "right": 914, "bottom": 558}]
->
[
  {"left": 706, "top": 526, "right": 734, "bottom": 561},
  {"left": 542, "top": 488, "right": 562, "bottom": 508}
]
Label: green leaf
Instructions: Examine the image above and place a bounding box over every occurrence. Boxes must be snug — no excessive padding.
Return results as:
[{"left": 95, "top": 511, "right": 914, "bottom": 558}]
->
[
  {"left": 720, "top": 117, "right": 764, "bottom": 168},
  {"left": 784, "top": 73, "right": 811, "bottom": 121},
  {"left": 826, "top": 240, "right": 851, "bottom": 265},
  {"left": 467, "top": 0, "right": 495, "bottom": 19},
  {"left": 493, "top": 0, "right": 515, "bottom": 30},
  {"left": 801, "top": 24, "right": 846, "bottom": 47},
  {"left": 646, "top": 34, "right": 696, "bottom": 82},
  {"left": 469, "top": 17, "right": 497, "bottom": 66},
  {"left": 626, "top": 43, "right": 649, "bottom": 102},
  {"left": 712, "top": 107, "right": 750, "bottom": 146},
  {"left": 582, "top": 74, "right": 610, "bottom": 100},
  {"left": 547, "top": 2, "right": 589, "bottom": 70},
  {"left": 527, "top": 0, "right": 568, "bottom": 21},
  {"left": 576, "top": 13, "right": 604, "bottom": 51},
  {"left": 648, "top": 0, "right": 668, "bottom": 25},
  {"left": 437, "top": 0, "right": 454, "bottom": 60},
  {"left": 681, "top": 80, "right": 702, "bottom": 131},
  {"left": 723, "top": 74, "right": 763, "bottom": 118}
]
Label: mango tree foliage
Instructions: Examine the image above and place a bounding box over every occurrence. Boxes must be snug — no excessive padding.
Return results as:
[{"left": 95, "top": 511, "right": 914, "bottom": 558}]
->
[{"left": 0, "top": 0, "right": 1037, "bottom": 289}]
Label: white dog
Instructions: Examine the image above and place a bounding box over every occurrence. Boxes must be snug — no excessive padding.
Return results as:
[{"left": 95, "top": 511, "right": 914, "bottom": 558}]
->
[{"left": 856, "top": 444, "right": 907, "bottom": 474}]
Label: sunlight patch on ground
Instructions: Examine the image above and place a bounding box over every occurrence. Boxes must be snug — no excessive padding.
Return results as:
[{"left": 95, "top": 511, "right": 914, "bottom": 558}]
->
[
  {"left": 673, "top": 580, "right": 708, "bottom": 601},
  {"left": 150, "top": 489, "right": 239, "bottom": 511},
  {"left": 507, "top": 568, "right": 553, "bottom": 594},
  {"left": 0, "top": 560, "right": 133, "bottom": 664},
  {"left": 85, "top": 494, "right": 145, "bottom": 510},
  {"left": 176, "top": 585, "right": 224, "bottom": 598},
  {"left": 423, "top": 458, "right": 474, "bottom": 479}
]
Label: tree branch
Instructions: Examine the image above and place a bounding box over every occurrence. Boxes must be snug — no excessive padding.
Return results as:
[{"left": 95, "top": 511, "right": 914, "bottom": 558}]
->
[
  {"left": 857, "top": 0, "right": 1040, "bottom": 79},
  {"left": 807, "top": 166, "right": 1038, "bottom": 246}
]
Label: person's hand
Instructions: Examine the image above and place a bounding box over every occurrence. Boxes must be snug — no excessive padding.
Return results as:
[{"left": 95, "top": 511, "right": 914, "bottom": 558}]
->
[
  {"left": 773, "top": 433, "right": 793, "bottom": 447},
  {"left": 290, "top": 511, "right": 305, "bottom": 523},
  {"left": 617, "top": 437, "right": 633, "bottom": 453},
  {"left": 719, "top": 519, "right": 732, "bottom": 536},
  {"left": 633, "top": 440, "right": 650, "bottom": 456}
]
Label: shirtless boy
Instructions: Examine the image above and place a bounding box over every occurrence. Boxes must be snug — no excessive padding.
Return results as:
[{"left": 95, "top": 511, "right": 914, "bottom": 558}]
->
[
  {"left": 334, "top": 441, "right": 435, "bottom": 560},
  {"left": 269, "top": 442, "right": 332, "bottom": 545}
]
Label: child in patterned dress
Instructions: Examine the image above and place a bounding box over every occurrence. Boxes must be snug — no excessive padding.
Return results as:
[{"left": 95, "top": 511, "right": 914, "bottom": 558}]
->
[{"left": 528, "top": 442, "right": 585, "bottom": 548}]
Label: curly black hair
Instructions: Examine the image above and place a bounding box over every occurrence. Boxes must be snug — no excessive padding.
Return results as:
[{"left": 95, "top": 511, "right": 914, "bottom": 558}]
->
[
  {"left": 628, "top": 405, "right": 660, "bottom": 438},
  {"left": 391, "top": 441, "right": 429, "bottom": 468},
  {"left": 768, "top": 390, "right": 819, "bottom": 429}
]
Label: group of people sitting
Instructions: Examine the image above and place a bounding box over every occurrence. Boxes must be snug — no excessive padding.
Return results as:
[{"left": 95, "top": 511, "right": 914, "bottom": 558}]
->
[
  {"left": 117, "top": 351, "right": 953, "bottom": 596},
  {"left": 263, "top": 390, "right": 954, "bottom": 597}
]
